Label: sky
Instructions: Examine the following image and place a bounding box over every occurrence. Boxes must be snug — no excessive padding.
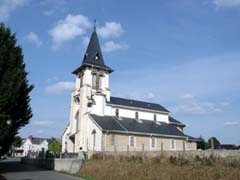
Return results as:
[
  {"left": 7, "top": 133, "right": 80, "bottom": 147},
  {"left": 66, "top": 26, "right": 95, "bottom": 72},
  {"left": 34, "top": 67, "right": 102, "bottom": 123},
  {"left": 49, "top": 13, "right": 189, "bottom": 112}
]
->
[{"left": 1, "top": 0, "right": 240, "bottom": 145}]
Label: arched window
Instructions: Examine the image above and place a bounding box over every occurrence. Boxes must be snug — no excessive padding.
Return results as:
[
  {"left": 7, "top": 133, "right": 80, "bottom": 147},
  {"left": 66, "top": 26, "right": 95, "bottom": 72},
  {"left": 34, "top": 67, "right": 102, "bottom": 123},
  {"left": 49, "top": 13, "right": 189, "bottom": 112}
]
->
[
  {"left": 92, "top": 73, "right": 97, "bottom": 89},
  {"left": 80, "top": 76, "right": 83, "bottom": 87},
  {"left": 115, "top": 109, "right": 119, "bottom": 118},
  {"left": 99, "top": 75, "right": 104, "bottom": 89},
  {"left": 129, "top": 136, "right": 135, "bottom": 147},
  {"left": 135, "top": 112, "right": 139, "bottom": 120}
]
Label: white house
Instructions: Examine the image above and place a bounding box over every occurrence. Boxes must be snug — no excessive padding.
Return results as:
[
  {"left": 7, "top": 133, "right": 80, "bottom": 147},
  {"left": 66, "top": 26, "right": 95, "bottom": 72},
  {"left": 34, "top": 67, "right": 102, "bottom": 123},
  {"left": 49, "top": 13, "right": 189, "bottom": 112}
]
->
[
  {"left": 15, "top": 136, "right": 49, "bottom": 157},
  {"left": 62, "top": 27, "right": 198, "bottom": 154}
]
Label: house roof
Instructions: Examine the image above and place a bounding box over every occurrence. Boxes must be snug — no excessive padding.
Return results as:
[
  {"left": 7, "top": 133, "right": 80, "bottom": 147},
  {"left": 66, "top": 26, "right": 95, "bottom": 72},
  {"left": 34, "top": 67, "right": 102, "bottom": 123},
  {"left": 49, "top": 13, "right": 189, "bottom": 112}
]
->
[
  {"left": 108, "top": 96, "right": 169, "bottom": 113},
  {"left": 72, "top": 27, "right": 113, "bottom": 74},
  {"left": 89, "top": 114, "right": 188, "bottom": 138},
  {"left": 169, "top": 116, "right": 185, "bottom": 127},
  {"left": 28, "top": 136, "right": 50, "bottom": 145},
  {"left": 185, "top": 135, "right": 201, "bottom": 142}
]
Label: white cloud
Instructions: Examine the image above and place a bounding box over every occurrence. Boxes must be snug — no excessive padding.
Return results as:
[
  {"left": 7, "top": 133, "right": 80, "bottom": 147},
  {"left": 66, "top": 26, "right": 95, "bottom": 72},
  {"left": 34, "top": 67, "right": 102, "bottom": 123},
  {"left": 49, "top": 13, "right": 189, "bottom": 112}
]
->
[
  {"left": 26, "top": 32, "right": 42, "bottom": 46},
  {"left": 41, "top": 0, "right": 67, "bottom": 16},
  {"left": 170, "top": 95, "right": 230, "bottom": 115},
  {"left": 97, "top": 22, "right": 124, "bottom": 39},
  {"left": 49, "top": 14, "right": 91, "bottom": 48},
  {"left": 33, "top": 120, "right": 53, "bottom": 126},
  {"left": 224, "top": 121, "right": 240, "bottom": 126},
  {"left": 112, "top": 52, "right": 240, "bottom": 103},
  {"left": 45, "top": 81, "right": 75, "bottom": 94},
  {"left": 0, "top": 0, "right": 29, "bottom": 21},
  {"left": 102, "top": 41, "right": 128, "bottom": 52},
  {"left": 213, "top": 0, "right": 240, "bottom": 8},
  {"left": 36, "top": 130, "right": 44, "bottom": 134},
  {"left": 181, "top": 94, "right": 195, "bottom": 100}
]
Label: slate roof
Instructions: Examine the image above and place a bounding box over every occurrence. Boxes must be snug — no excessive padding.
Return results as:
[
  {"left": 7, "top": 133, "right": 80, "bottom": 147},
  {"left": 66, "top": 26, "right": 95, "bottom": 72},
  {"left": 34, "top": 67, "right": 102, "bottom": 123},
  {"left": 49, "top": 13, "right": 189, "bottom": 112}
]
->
[
  {"left": 169, "top": 116, "right": 185, "bottom": 127},
  {"left": 108, "top": 96, "right": 169, "bottom": 113},
  {"left": 28, "top": 136, "right": 50, "bottom": 145},
  {"left": 185, "top": 135, "right": 201, "bottom": 142},
  {"left": 72, "top": 27, "right": 113, "bottom": 74},
  {"left": 89, "top": 114, "right": 187, "bottom": 138}
]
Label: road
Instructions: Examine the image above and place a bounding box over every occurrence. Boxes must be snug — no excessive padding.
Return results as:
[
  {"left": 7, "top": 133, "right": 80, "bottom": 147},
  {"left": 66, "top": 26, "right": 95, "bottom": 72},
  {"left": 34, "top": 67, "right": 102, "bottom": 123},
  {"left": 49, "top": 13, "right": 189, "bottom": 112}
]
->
[{"left": 0, "top": 157, "right": 85, "bottom": 180}]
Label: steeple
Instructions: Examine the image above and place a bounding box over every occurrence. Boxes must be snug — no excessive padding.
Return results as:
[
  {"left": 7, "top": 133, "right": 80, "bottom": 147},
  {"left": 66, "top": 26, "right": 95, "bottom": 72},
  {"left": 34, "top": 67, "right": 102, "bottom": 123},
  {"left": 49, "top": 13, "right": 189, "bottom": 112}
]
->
[{"left": 72, "top": 26, "right": 113, "bottom": 74}]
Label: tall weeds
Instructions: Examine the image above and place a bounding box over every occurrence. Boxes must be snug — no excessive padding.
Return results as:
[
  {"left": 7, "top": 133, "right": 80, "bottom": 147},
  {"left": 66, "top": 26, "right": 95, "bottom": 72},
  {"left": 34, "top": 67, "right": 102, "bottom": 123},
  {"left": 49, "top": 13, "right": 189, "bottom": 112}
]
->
[{"left": 79, "top": 154, "right": 240, "bottom": 180}]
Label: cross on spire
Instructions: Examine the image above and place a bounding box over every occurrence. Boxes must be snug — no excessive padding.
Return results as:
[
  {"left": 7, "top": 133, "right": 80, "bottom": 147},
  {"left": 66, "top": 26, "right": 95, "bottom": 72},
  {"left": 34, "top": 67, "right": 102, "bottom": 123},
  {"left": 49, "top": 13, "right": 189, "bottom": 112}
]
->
[{"left": 93, "top": 19, "right": 96, "bottom": 32}]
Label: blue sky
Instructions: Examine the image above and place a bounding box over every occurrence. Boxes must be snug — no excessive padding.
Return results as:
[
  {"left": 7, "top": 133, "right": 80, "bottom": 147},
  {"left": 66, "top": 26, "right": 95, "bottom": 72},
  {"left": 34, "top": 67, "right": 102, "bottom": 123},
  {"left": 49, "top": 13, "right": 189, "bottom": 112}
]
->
[{"left": 1, "top": 0, "right": 240, "bottom": 145}]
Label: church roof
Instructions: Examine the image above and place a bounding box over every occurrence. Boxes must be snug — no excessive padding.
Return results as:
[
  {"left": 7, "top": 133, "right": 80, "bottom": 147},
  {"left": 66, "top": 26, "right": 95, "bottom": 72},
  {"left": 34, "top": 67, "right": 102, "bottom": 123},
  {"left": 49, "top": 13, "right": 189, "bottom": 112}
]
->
[
  {"left": 169, "top": 116, "right": 185, "bottom": 127},
  {"left": 72, "top": 27, "right": 113, "bottom": 74},
  {"left": 89, "top": 114, "right": 188, "bottom": 138},
  {"left": 107, "top": 96, "right": 169, "bottom": 113}
]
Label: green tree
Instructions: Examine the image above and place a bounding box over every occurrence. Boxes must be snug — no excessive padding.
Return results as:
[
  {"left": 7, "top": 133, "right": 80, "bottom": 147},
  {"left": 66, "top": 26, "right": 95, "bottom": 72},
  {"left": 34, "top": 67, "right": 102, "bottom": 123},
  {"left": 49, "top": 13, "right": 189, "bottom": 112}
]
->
[
  {"left": 48, "top": 138, "right": 62, "bottom": 153},
  {"left": 0, "top": 23, "right": 33, "bottom": 156},
  {"left": 196, "top": 136, "right": 206, "bottom": 150},
  {"left": 206, "top": 137, "right": 221, "bottom": 149},
  {"left": 12, "top": 136, "right": 22, "bottom": 148}
]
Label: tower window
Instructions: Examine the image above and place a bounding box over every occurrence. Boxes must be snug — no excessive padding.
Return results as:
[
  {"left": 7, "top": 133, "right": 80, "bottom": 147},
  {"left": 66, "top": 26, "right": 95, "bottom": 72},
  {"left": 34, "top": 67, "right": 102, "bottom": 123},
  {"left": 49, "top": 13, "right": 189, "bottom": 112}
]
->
[
  {"left": 92, "top": 73, "right": 97, "bottom": 89},
  {"left": 99, "top": 75, "right": 104, "bottom": 89},
  {"left": 95, "top": 53, "right": 100, "bottom": 60}
]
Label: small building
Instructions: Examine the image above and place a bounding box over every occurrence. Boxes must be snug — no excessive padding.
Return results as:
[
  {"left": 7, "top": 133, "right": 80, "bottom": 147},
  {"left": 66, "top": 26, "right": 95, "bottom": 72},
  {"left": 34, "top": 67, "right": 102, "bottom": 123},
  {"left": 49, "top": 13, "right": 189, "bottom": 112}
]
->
[
  {"left": 15, "top": 136, "right": 50, "bottom": 157},
  {"left": 62, "top": 26, "right": 198, "bottom": 154}
]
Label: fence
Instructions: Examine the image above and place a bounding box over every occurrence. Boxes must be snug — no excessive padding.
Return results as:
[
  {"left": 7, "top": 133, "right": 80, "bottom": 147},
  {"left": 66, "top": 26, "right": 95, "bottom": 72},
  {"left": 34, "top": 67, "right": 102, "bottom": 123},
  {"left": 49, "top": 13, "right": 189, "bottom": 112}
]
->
[{"left": 90, "top": 149, "right": 240, "bottom": 158}]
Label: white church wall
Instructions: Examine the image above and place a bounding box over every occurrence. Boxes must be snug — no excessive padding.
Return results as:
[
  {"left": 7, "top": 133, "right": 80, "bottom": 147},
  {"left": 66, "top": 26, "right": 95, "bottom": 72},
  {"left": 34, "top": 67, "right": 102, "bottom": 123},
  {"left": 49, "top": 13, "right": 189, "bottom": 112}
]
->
[
  {"left": 91, "top": 95, "right": 105, "bottom": 116},
  {"left": 87, "top": 118, "right": 102, "bottom": 151},
  {"left": 104, "top": 106, "right": 169, "bottom": 123}
]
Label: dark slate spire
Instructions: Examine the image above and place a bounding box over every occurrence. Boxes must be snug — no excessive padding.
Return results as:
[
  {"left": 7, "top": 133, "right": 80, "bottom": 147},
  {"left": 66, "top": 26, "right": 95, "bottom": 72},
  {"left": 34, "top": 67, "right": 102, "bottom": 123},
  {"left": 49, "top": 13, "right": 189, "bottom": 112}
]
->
[{"left": 72, "top": 27, "right": 113, "bottom": 74}]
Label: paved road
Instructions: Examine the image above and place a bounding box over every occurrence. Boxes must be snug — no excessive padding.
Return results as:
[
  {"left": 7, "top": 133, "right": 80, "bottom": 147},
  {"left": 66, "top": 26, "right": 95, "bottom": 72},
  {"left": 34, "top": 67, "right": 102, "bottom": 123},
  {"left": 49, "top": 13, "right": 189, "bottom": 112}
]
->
[{"left": 0, "top": 157, "right": 85, "bottom": 180}]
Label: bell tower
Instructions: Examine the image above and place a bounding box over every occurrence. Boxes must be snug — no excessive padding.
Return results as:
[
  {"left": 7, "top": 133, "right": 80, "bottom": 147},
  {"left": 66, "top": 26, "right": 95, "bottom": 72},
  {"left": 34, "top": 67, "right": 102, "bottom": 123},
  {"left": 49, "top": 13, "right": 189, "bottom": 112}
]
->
[{"left": 68, "top": 26, "right": 113, "bottom": 152}]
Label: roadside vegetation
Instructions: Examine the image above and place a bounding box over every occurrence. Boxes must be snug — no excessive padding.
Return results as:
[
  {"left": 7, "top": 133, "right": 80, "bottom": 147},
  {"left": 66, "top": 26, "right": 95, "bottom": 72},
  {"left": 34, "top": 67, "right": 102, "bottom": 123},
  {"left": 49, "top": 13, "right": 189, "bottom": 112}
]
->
[{"left": 76, "top": 154, "right": 240, "bottom": 180}]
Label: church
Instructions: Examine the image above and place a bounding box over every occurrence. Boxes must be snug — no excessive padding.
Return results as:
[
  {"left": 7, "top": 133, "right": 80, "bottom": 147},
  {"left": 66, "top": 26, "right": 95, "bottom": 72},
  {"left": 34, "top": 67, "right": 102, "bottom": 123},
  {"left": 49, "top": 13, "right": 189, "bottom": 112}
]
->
[{"left": 61, "top": 27, "right": 198, "bottom": 153}]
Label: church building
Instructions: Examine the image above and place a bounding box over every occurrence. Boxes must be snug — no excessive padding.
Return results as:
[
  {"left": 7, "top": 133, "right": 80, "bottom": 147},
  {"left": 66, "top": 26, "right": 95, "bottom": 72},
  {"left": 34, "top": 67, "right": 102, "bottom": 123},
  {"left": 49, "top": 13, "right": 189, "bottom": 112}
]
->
[{"left": 61, "top": 27, "right": 198, "bottom": 153}]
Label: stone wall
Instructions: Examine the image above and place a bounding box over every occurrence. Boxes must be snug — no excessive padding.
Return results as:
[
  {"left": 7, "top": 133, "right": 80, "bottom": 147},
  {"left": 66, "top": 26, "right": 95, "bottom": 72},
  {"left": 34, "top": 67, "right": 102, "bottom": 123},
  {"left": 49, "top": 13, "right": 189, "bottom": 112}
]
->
[
  {"left": 21, "top": 157, "right": 82, "bottom": 173},
  {"left": 93, "top": 150, "right": 240, "bottom": 158}
]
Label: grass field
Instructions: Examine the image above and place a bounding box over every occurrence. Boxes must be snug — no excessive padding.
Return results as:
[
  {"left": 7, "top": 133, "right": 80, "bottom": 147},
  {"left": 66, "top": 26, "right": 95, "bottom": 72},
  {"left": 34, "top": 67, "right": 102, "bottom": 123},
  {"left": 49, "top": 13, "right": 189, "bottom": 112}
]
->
[{"left": 77, "top": 154, "right": 240, "bottom": 180}]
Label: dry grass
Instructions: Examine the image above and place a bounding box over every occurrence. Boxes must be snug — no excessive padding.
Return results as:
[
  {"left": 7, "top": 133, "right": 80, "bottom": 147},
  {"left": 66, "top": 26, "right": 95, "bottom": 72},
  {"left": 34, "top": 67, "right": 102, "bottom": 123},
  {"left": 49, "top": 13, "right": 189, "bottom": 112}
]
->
[{"left": 78, "top": 154, "right": 240, "bottom": 180}]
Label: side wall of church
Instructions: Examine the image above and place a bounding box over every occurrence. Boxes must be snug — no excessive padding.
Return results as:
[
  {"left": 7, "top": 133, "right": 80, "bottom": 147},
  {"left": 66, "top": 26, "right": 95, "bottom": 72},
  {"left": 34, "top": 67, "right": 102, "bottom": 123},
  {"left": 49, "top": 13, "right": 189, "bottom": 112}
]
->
[{"left": 101, "top": 133, "right": 197, "bottom": 152}]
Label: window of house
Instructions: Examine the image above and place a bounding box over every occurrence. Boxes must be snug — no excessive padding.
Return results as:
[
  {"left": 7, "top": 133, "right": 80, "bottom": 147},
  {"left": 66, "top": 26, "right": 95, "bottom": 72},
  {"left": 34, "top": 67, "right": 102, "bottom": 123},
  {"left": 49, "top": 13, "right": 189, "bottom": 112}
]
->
[
  {"left": 154, "top": 114, "right": 157, "bottom": 121},
  {"left": 150, "top": 137, "right": 156, "bottom": 149},
  {"left": 171, "top": 139, "right": 176, "bottom": 150},
  {"left": 115, "top": 109, "right": 119, "bottom": 118},
  {"left": 129, "top": 136, "right": 135, "bottom": 147},
  {"left": 111, "top": 135, "right": 116, "bottom": 146},
  {"left": 135, "top": 112, "right": 139, "bottom": 120},
  {"left": 92, "top": 129, "right": 96, "bottom": 147}
]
